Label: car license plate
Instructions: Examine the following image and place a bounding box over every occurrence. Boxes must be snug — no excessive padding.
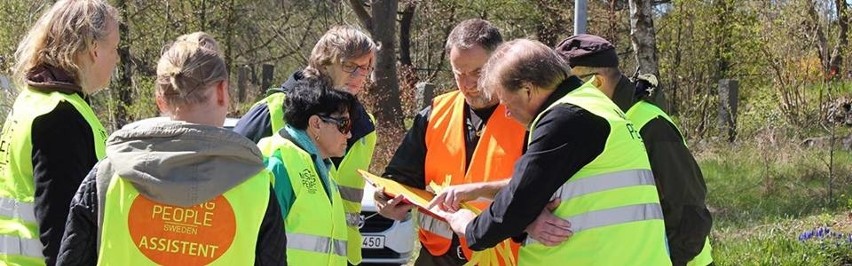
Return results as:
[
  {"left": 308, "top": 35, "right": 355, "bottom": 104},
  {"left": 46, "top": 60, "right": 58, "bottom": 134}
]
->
[{"left": 362, "top": 235, "right": 385, "bottom": 249}]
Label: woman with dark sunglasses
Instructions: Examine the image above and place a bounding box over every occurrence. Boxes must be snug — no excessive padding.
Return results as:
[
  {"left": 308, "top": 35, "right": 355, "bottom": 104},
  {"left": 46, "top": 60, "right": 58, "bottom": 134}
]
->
[
  {"left": 235, "top": 26, "right": 377, "bottom": 265},
  {"left": 257, "top": 78, "right": 356, "bottom": 265}
]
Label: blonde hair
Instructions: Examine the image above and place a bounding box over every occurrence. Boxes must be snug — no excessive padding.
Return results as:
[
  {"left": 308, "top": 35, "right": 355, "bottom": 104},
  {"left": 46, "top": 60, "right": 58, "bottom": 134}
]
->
[
  {"left": 304, "top": 25, "right": 375, "bottom": 79},
  {"left": 13, "top": 0, "right": 119, "bottom": 87},
  {"left": 174, "top": 32, "right": 220, "bottom": 54},
  {"left": 481, "top": 39, "right": 570, "bottom": 99},
  {"left": 156, "top": 32, "right": 228, "bottom": 107}
]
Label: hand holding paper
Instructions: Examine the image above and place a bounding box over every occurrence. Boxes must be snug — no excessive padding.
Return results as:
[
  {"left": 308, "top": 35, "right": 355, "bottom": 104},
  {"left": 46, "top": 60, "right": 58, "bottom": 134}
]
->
[
  {"left": 359, "top": 170, "right": 480, "bottom": 218},
  {"left": 373, "top": 187, "right": 413, "bottom": 221}
]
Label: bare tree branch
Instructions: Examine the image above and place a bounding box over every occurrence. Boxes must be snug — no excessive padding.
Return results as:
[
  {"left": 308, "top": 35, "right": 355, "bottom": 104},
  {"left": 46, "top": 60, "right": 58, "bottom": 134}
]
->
[{"left": 347, "top": 0, "right": 373, "bottom": 30}]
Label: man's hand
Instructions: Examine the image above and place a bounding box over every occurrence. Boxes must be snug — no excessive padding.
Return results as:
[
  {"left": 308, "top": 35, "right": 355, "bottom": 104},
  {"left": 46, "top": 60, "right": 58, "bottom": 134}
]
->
[
  {"left": 374, "top": 187, "right": 413, "bottom": 221},
  {"left": 525, "top": 199, "right": 572, "bottom": 246},
  {"left": 427, "top": 183, "right": 487, "bottom": 212},
  {"left": 430, "top": 207, "right": 477, "bottom": 236}
]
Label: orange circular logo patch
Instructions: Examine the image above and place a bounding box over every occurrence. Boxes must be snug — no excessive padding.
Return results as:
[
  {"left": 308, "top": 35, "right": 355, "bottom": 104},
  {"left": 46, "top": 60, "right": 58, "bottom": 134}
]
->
[{"left": 128, "top": 195, "right": 236, "bottom": 265}]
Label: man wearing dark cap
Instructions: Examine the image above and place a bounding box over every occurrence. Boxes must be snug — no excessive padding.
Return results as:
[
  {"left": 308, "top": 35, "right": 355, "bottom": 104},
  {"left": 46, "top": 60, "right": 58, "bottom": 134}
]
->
[{"left": 554, "top": 34, "right": 714, "bottom": 266}]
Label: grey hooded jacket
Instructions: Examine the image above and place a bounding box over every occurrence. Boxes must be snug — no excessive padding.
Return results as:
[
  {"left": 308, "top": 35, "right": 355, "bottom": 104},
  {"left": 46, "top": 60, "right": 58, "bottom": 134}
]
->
[{"left": 55, "top": 118, "right": 287, "bottom": 266}]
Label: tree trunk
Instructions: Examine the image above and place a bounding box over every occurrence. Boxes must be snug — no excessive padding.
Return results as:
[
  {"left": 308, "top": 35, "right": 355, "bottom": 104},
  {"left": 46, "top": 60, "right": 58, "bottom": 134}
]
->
[
  {"left": 806, "top": 0, "right": 829, "bottom": 75},
  {"left": 829, "top": 0, "right": 848, "bottom": 79},
  {"left": 224, "top": 0, "right": 235, "bottom": 76},
  {"left": 370, "top": 0, "right": 403, "bottom": 128},
  {"left": 628, "top": 0, "right": 660, "bottom": 77},
  {"left": 347, "top": 0, "right": 373, "bottom": 30},
  {"left": 113, "top": 0, "right": 133, "bottom": 129},
  {"left": 399, "top": 1, "right": 416, "bottom": 67},
  {"left": 629, "top": 0, "right": 665, "bottom": 111}
]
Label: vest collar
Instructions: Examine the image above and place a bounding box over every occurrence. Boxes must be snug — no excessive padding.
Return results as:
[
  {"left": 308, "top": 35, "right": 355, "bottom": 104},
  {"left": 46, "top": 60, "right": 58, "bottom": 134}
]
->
[
  {"left": 25, "top": 64, "right": 83, "bottom": 95},
  {"left": 535, "top": 76, "right": 584, "bottom": 116},
  {"left": 281, "top": 125, "right": 321, "bottom": 156}
]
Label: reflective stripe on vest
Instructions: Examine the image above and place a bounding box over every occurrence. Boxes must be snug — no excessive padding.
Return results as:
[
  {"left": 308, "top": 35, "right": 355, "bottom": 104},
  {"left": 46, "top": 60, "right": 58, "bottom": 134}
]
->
[
  {"left": 549, "top": 169, "right": 655, "bottom": 201},
  {"left": 287, "top": 232, "right": 347, "bottom": 257},
  {"left": 259, "top": 135, "right": 348, "bottom": 265},
  {"left": 0, "top": 88, "right": 106, "bottom": 265},
  {"left": 337, "top": 185, "right": 364, "bottom": 203},
  {"left": 0, "top": 197, "right": 36, "bottom": 223},
  {"left": 333, "top": 111, "right": 376, "bottom": 264},
  {"left": 420, "top": 91, "right": 525, "bottom": 262},
  {"left": 261, "top": 90, "right": 376, "bottom": 264},
  {"left": 345, "top": 213, "right": 360, "bottom": 227},
  {"left": 525, "top": 203, "right": 663, "bottom": 246},
  {"left": 418, "top": 213, "right": 453, "bottom": 239},
  {"left": 626, "top": 100, "right": 714, "bottom": 265},
  {"left": 0, "top": 235, "right": 44, "bottom": 258},
  {"left": 525, "top": 169, "right": 659, "bottom": 245},
  {"left": 519, "top": 79, "right": 670, "bottom": 265}
]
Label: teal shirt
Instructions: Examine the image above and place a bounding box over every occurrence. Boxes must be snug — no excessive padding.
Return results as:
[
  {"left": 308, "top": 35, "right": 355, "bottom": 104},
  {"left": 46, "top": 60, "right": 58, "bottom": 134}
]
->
[{"left": 265, "top": 125, "right": 335, "bottom": 217}]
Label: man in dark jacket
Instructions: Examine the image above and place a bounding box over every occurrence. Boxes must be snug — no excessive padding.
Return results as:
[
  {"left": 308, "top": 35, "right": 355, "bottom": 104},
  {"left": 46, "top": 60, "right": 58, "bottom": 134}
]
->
[{"left": 554, "top": 34, "right": 713, "bottom": 266}]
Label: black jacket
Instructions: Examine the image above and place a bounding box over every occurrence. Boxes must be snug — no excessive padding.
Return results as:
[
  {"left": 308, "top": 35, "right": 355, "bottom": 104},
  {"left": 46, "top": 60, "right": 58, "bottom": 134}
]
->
[
  {"left": 382, "top": 96, "right": 499, "bottom": 190},
  {"left": 612, "top": 75, "right": 712, "bottom": 265},
  {"left": 55, "top": 165, "right": 287, "bottom": 265},
  {"left": 461, "top": 77, "right": 619, "bottom": 249}
]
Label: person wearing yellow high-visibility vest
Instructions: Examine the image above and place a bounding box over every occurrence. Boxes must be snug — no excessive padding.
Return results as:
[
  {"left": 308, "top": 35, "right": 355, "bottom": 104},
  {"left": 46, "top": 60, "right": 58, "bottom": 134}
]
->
[
  {"left": 55, "top": 33, "right": 287, "bottom": 265},
  {"left": 554, "top": 34, "right": 713, "bottom": 266},
  {"left": 258, "top": 78, "right": 356, "bottom": 266},
  {"left": 236, "top": 25, "right": 376, "bottom": 265},
  {"left": 0, "top": 1, "right": 118, "bottom": 265},
  {"left": 432, "top": 39, "right": 671, "bottom": 265}
]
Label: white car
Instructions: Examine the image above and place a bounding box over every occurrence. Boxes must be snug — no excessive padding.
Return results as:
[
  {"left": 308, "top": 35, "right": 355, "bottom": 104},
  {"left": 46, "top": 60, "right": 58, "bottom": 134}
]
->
[{"left": 359, "top": 184, "right": 416, "bottom": 265}]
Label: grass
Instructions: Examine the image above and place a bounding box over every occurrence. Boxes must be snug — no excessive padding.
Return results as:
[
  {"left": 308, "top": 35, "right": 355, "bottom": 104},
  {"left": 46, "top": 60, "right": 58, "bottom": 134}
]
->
[{"left": 697, "top": 140, "right": 852, "bottom": 265}]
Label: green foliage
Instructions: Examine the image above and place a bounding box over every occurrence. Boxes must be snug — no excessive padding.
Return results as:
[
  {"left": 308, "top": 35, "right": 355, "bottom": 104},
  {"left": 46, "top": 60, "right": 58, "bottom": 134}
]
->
[
  {"left": 697, "top": 141, "right": 852, "bottom": 264},
  {"left": 714, "top": 218, "right": 852, "bottom": 265}
]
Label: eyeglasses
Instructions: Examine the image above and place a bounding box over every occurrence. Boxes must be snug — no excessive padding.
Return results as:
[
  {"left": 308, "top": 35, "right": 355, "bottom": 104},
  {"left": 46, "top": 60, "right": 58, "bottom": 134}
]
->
[
  {"left": 341, "top": 61, "right": 373, "bottom": 76},
  {"left": 318, "top": 115, "right": 352, "bottom": 134}
]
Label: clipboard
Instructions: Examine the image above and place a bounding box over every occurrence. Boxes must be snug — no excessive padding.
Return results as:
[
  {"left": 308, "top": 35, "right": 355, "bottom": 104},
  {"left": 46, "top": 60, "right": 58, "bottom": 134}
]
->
[
  {"left": 358, "top": 169, "right": 439, "bottom": 215},
  {"left": 358, "top": 170, "right": 481, "bottom": 218}
]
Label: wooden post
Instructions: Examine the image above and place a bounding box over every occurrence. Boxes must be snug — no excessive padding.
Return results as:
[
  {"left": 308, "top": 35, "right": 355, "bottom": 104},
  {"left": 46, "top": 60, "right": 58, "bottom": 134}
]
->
[
  {"left": 261, "top": 64, "right": 274, "bottom": 94},
  {"left": 237, "top": 66, "right": 248, "bottom": 102},
  {"left": 415, "top": 82, "right": 435, "bottom": 111},
  {"left": 718, "top": 79, "right": 739, "bottom": 142}
]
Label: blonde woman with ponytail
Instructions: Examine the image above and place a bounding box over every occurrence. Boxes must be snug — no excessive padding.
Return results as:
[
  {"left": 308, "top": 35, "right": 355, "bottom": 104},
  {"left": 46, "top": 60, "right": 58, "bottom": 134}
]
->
[
  {"left": 0, "top": 1, "right": 118, "bottom": 264},
  {"left": 56, "top": 33, "right": 286, "bottom": 266}
]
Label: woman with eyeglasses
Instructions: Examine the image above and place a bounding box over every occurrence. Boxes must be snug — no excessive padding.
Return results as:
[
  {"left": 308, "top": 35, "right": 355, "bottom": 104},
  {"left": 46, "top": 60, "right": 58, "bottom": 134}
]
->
[
  {"left": 257, "top": 78, "right": 355, "bottom": 265},
  {"left": 235, "top": 25, "right": 377, "bottom": 265}
]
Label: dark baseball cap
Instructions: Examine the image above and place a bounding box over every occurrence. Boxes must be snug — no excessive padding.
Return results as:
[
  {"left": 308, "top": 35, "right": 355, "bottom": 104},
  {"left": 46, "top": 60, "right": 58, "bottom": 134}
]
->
[{"left": 554, "top": 34, "right": 619, "bottom": 68}]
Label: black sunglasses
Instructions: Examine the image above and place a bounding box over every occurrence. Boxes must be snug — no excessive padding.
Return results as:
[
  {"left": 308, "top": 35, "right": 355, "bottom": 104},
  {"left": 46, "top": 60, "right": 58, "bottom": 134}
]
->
[{"left": 318, "top": 115, "right": 352, "bottom": 134}]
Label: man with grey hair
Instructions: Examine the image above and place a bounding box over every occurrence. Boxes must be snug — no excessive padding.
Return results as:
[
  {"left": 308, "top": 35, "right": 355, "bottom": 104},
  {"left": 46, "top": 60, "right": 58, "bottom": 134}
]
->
[
  {"left": 433, "top": 38, "right": 671, "bottom": 265},
  {"left": 374, "top": 18, "right": 527, "bottom": 265}
]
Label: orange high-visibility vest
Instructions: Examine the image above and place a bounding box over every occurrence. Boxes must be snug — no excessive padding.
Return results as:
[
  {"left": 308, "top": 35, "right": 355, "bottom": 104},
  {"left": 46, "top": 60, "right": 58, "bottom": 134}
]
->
[{"left": 421, "top": 91, "right": 525, "bottom": 264}]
